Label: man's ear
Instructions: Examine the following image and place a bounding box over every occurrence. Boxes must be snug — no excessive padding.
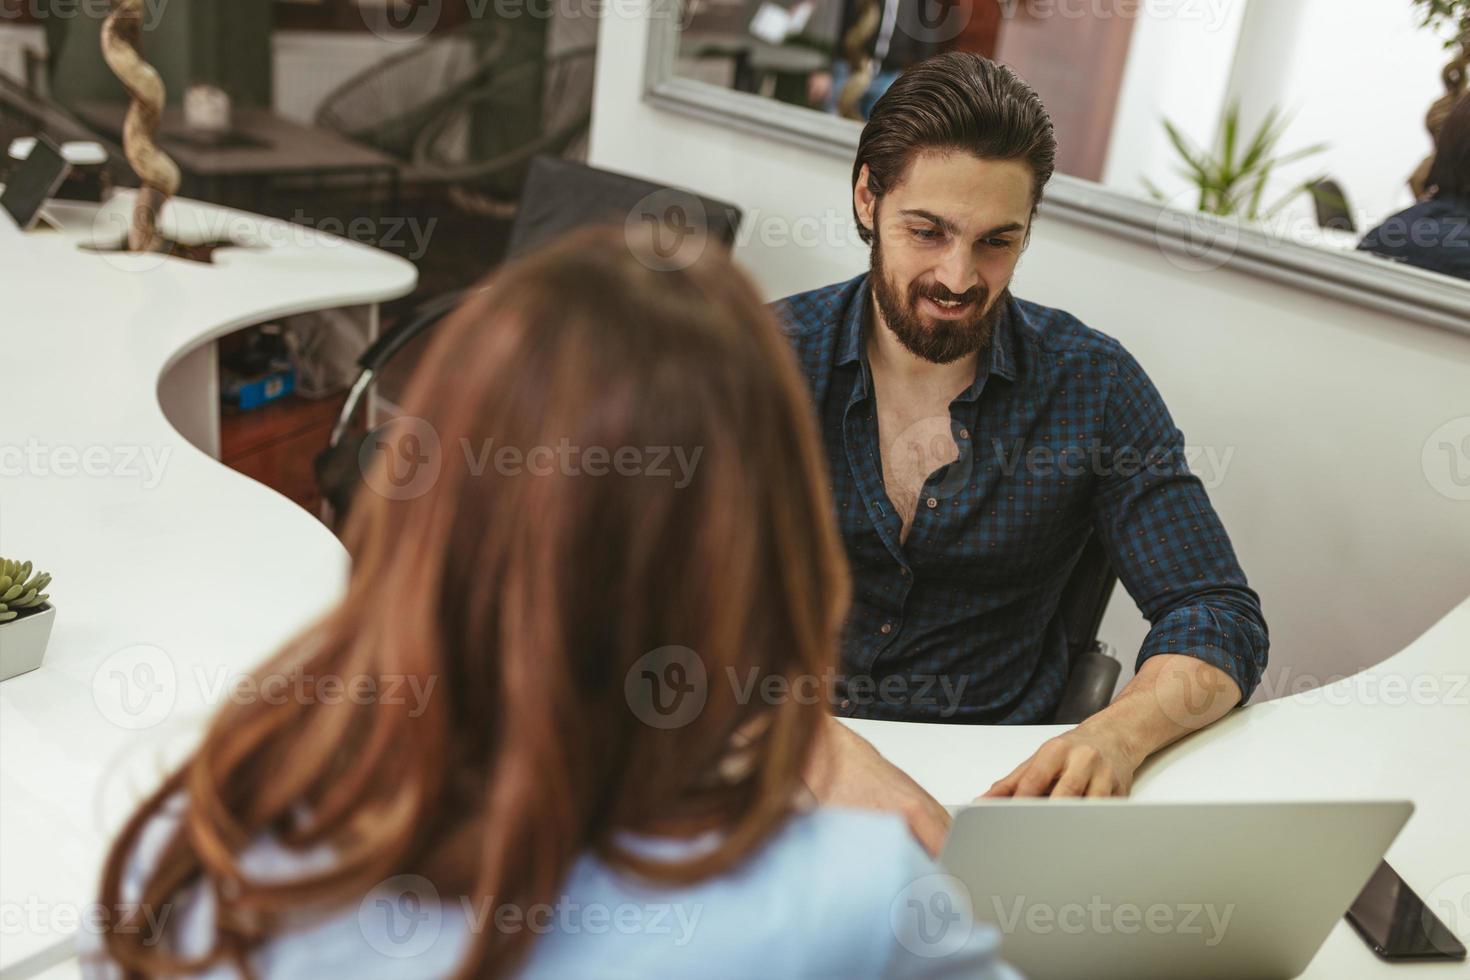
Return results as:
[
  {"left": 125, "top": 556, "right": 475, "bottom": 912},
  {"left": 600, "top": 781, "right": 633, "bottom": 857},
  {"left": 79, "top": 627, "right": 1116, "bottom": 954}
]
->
[{"left": 853, "top": 163, "right": 876, "bottom": 236}]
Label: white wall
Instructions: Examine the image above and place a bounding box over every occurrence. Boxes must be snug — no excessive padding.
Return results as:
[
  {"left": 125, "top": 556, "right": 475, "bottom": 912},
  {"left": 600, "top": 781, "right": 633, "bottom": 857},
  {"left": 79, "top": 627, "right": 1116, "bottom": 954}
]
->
[
  {"left": 272, "top": 31, "right": 421, "bottom": 124},
  {"left": 1223, "top": 0, "right": 1450, "bottom": 232},
  {"left": 591, "top": 2, "right": 1470, "bottom": 700},
  {"left": 0, "top": 24, "right": 44, "bottom": 86},
  {"left": 1101, "top": 0, "right": 1249, "bottom": 203},
  {"left": 1103, "top": 0, "right": 1450, "bottom": 235}
]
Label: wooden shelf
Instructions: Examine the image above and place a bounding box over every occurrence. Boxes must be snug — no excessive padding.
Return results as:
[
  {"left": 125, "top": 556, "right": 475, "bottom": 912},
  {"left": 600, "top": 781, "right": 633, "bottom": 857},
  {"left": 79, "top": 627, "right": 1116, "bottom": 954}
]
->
[{"left": 221, "top": 391, "right": 346, "bottom": 519}]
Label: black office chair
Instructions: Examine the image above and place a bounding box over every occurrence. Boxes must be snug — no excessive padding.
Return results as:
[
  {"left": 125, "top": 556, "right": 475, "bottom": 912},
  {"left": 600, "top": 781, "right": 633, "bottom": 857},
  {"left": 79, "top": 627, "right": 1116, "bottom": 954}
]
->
[
  {"left": 1308, "top": 178, "right": 1357, "bottom": 234},
  {"left": 314, "top": 21, "right": 511, "bottom": 164},
  {"left": 1048, "top": 529, "right": 1122, "bottom": 723},
  {"left": 314, "top": 156, "right": 744, "bottom": 522},
  {"left": 412, "top": 46, "right": 598, "bottom": 217}
]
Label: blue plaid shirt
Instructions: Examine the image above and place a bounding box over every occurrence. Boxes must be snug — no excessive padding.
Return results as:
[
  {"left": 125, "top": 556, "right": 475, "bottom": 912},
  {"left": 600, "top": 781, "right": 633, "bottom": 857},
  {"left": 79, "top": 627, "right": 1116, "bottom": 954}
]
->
[{"left": 772, "top": 274, "right": 1268, "bottom": 724}]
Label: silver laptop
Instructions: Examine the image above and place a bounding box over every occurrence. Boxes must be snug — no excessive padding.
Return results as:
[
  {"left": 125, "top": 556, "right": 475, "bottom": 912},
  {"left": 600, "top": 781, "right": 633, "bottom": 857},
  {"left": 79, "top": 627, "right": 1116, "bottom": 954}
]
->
[{"left": 939, "top": 799, "right": 1413, "bottom": 980}]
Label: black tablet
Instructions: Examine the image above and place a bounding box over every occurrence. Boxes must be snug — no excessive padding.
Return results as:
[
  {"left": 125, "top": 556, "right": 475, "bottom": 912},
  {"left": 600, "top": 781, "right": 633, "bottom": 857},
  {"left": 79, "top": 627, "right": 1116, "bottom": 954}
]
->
[{"left": 2, "top": 134, "right": 71, "bottom": 231}]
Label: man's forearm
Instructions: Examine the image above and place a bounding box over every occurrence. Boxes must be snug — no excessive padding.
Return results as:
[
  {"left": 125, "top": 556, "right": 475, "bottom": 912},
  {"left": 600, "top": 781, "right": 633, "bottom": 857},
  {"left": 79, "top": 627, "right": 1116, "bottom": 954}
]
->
[{"left": 1081, "top": 653, "right": 1244, "bottom": 765}]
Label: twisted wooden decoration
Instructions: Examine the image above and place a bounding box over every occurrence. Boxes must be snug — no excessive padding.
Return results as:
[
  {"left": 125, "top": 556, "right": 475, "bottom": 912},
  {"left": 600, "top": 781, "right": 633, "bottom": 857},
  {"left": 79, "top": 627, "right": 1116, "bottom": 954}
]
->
[{"left": 100, "top": 0, "right": 179, "bottom": 253}]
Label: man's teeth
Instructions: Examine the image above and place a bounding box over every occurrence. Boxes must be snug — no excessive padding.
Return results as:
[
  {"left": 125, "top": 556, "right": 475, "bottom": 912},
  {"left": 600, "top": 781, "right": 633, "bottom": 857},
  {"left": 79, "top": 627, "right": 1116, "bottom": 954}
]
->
[{"left": 934, "top": 298, "right": 962, "bottom": 307}]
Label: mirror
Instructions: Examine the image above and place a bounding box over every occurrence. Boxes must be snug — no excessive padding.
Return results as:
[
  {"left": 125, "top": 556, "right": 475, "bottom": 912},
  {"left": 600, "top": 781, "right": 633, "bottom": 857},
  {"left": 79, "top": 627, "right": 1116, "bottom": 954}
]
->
[{"left": 649, "top": 0, "right": 1470, "bottom": 329}]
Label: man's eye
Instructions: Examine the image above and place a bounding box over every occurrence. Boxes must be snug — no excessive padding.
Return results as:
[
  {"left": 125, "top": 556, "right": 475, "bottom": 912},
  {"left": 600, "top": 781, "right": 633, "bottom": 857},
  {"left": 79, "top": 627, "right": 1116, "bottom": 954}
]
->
[
  {"left": 913, "top": 228, "right": 942, "bottom": 241},
  {"left": 985, "top": 238, "right": 1013, "bottom": 249}
]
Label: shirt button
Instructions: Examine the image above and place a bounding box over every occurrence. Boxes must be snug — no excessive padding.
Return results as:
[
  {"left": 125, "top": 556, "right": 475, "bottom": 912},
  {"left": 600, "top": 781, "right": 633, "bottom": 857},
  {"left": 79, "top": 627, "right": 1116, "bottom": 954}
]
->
[
  {"left": 926, "top": 497, "right": 938, "bottom": 509},
  {"left": 880, "top": 622, "right": 893, "bottom": 634},
  {"left": 840, "top": 698, "right": 852, "bottom": 710},
  {"left": 959, "top": 428, "right": 970, "bottom": 439}
]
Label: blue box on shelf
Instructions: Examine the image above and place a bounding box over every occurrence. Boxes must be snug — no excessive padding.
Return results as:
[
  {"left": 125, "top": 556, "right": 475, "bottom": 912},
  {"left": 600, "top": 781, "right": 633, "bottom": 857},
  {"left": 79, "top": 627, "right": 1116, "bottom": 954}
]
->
[{"left": 225, "top": 367, "right": 296, "bottom": 412}]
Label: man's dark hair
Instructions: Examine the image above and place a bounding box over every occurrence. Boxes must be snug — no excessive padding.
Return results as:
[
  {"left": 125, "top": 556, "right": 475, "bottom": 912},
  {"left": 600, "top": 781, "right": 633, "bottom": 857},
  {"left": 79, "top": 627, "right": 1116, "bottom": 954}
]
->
[
  {"left": 1427, "top": 92, "right": 1470, "bottom": 201},
  {"left": 851, "top": 52, "right": 1057, "bottom": 245}
]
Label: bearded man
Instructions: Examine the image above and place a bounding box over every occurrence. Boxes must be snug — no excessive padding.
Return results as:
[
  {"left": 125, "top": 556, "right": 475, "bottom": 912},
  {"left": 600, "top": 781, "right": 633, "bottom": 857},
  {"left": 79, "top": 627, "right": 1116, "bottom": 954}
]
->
[{"left": 776, "top": 53, "right": 1269, "bottom": 853}]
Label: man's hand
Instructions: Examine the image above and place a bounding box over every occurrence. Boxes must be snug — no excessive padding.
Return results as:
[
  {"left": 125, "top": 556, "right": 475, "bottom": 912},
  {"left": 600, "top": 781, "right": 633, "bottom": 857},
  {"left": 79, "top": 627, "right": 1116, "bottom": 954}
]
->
[
  {"left": 805, "top": 716, "right": 952, "bottom": 856},
  {"left": 980, "top": 654, "right": 1242, "bottom": 800},
  {"left": 980, "top": 721, "right": 1142, "bottom": 798}
]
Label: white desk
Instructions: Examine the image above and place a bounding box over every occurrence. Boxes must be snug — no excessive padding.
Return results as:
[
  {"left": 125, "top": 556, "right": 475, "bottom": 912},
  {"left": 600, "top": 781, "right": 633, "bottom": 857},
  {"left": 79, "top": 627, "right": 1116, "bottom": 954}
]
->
[
  {"left": 0, "top": 194, "right": 417, "bottom": 978},
  {"left": 847, "top": 595, "right": 1470, "bottom": 978},
  {"left": 2, "top": 197, "right": 1466, "bottom": 980}
]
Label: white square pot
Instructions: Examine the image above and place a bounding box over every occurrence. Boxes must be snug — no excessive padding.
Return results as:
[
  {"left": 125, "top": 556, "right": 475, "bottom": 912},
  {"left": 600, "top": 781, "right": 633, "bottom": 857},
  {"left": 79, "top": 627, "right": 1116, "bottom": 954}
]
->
[{"left": 0, "top": 604, "right": 54, "bottom": 682}]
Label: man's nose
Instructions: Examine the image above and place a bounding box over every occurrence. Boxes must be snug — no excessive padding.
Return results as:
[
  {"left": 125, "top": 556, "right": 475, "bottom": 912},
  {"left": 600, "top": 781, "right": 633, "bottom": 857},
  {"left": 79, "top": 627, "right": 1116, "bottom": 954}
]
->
[{"left": 932, "top": 246, "right": 980, "bottom": 297}]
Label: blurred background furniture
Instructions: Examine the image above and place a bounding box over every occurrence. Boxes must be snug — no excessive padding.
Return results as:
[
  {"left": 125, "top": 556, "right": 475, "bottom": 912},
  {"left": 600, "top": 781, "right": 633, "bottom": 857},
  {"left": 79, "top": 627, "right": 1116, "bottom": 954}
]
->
[
  {"left": 1310, "top": 177, "right": 1358, "bottom": 234},
  {"left": 314, "top": 155, "right": 744, "bottom": 523},
  {"left": 313, "top": 20, "right": 510, "bottom": 168},
  {"left": 0, "top": 74, "right": 131, "bottom": 189},
  {"left": 412, "top": 44, "right": 599, "bottom": 218},
  {"left": 72, "top": 101, "right": 402, "bottom": 221}
]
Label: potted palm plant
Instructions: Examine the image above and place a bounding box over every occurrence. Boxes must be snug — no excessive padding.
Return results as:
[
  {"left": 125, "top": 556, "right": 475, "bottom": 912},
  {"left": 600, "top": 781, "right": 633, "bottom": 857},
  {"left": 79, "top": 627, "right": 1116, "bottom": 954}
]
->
[
  {"left": 1144, "top": 104, "right": 1328, "bottom": 222},
  {"left": 0, "top": 558, "right": 54, "bottom": 682}
]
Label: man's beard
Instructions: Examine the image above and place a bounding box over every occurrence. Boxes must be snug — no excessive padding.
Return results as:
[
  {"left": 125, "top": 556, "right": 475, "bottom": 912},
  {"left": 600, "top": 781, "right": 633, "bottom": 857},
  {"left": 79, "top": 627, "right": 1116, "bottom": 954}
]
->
[{"left": 870, "top": 228, "right": 1008, "bottom": 365}]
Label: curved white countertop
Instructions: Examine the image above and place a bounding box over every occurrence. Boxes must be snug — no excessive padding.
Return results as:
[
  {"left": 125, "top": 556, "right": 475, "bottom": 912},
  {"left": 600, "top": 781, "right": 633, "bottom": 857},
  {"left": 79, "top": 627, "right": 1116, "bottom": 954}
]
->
[
  {"left": 0, "top": 194, "right": 417, "bottom": 977},
  {"left": 2, "top": 195, "right": 1466, "bottom": 979}
]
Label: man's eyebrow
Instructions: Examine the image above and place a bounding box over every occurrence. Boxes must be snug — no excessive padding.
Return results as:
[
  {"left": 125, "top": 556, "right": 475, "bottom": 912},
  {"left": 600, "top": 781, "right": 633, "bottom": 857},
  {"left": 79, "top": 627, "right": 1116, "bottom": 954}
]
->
[{"left": 897, "top": 209, "right": 1025, "bottom": 238}]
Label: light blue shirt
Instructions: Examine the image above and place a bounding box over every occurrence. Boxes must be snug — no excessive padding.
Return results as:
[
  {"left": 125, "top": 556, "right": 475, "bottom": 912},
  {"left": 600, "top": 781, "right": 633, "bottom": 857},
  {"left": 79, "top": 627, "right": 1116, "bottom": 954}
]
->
[{"left": 82, "top": 804, "right": 1019, "bottom": 979}]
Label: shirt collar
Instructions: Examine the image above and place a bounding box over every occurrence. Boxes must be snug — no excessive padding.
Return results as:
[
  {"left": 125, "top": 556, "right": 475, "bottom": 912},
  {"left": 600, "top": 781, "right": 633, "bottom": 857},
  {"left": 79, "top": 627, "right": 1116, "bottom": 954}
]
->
[{"left": 838, "top": 274, "right": 1020, "bottom": 395}]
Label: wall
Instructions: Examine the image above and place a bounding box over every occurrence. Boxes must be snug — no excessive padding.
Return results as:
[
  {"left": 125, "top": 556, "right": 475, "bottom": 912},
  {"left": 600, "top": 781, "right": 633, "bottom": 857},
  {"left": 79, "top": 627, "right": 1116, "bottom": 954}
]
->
[
  {"left": 0, "top": 24, "right": 42, "bottom": 84},
  {"left": 590, "top": 2, "right": 1470, "bottom": 700},
  {"left": 1101, "top": 0, "right": 1248, "bottom": 202},
  {"left": 1103, "top": 0, "right": 1450, "bottom": 234},
  {"left": 1223, "top": 0, "right": 1451, "bottom": 231},
  {"left": 37, "top": 1, "right": 272, "bottom": 109}
]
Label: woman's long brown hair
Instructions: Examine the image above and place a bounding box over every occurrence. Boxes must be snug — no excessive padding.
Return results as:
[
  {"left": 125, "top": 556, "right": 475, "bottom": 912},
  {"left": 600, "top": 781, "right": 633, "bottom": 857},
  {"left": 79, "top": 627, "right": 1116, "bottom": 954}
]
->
[{"left": 97, "top": 226, "right": 851, "bottom": 978}]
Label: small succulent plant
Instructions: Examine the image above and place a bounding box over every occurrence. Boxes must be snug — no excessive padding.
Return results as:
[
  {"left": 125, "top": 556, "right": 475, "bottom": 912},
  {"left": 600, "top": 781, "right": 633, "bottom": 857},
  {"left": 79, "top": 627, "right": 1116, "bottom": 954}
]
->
[{"left": 0, "top": 558, "right": 51, "bottom": 623}]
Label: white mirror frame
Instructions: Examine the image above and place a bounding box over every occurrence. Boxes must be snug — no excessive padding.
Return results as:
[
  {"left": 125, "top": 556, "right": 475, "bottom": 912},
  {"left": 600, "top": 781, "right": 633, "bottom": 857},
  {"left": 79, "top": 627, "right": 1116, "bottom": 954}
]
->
[{"left": 643, "top": 20, "right": 1470, "bottom": 338}]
